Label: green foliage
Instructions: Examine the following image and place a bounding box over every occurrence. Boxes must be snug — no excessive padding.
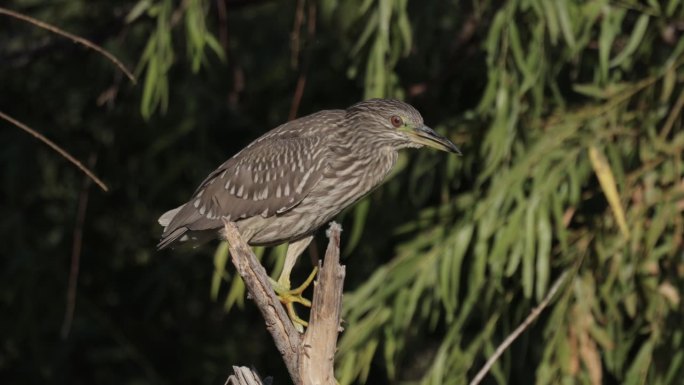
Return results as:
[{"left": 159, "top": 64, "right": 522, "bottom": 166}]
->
[
  {"left": 333, "top": 1, "right": 684, "bottom": 384},
  {"left": 131, "top": 0, "right": 225, "bottom": 118},
  {"left": 318, "top": 0, "right": 412, "bottom": 98},
  {"left": 2, "top": 0, "right": 684, "bottom": 384}
]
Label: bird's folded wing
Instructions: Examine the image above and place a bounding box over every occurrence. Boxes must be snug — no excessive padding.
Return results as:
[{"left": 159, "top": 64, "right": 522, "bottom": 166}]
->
[{"left": 161, "top": 135, "right": 329, "bottom": 236}]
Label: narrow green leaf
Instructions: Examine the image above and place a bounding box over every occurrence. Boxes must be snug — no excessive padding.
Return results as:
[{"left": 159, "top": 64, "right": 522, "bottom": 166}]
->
[
  {"left": 610, "top": 14, "right": 650, "bottom": 68},
  {"left": 126, "top": 0, "right": 152, "bottom": 23},
  {"left": 141, "top": 54, "right": 158, "bottom": 119},
  {"left": 395, "top": 0, "right": 412, "bottom": 56},
  {"left": 523, "top": 197, "right": 537, "bottom": 298},
  {"left": 204, "top": 33, "right": 227, "bottom": 62},
  {"left": 440, "top": 224, "right": 474, "bottom": 320},
  {"left": 345, "top": 198, "right": 370, "bottom": 255},
  {"left": 535, "top": 202, "right": 552, "bottom": 300},
  {"left": 211, "top": 241, "right": 229, "bottom": 300},
  {"left": 541, "top": 0, "right": 560, "bottom": 44},
  {"left": 554, "top": 0, "right": 577, "bottom": 50},
  {"left": 624, "top": 338, "right": 654, "bottom": 385}
]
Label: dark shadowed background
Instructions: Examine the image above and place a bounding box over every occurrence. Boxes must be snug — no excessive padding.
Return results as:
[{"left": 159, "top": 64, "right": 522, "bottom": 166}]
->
[{"left": 2, "top": 0, "right": 684, "bottom": 384}]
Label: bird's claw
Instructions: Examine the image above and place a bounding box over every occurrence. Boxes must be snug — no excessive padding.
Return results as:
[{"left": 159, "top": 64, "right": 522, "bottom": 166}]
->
[{"left": 270, "top": 267, "right": 319, "bottom": 331}]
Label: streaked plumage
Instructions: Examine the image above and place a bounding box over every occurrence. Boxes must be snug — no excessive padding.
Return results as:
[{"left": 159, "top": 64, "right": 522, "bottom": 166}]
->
[{"left": 158, "top": 99, "right": 459, "bottom": 286}]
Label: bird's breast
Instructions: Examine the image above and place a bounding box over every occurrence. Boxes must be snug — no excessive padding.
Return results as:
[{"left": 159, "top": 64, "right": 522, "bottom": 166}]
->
[
  {"left": 246, "top": 147, "right": 398, "bottom": 245},
  {"left": 300, "top": 146, "right": 398, "bottom": 218}
]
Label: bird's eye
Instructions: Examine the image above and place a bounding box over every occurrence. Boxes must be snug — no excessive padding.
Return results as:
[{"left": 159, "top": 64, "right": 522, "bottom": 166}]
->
[{"left": 390, "top": 115, "right": 403, "bottom": 128}]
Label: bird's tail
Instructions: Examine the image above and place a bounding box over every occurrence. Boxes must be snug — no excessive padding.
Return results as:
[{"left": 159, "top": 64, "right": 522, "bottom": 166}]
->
[
  {"left": 158, "top": 205, "right": 183, "bottom": 228},
  {"left": 157, "top": 227, "right": 188, "bottom": 250},
  {"left": 157, "top": 204, "right": 215, "bottom": 250},
  {"left": 157, "top": 205, "right": 186, "bottom": 250}
]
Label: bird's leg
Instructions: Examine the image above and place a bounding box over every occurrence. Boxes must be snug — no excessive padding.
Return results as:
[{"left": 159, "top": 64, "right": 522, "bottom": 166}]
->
[
  {"left": 280, "top": 237, "right": 311, "bottom": 283},
  {"left": 269, "top": 235, "right": 315, "bottom": 329}
]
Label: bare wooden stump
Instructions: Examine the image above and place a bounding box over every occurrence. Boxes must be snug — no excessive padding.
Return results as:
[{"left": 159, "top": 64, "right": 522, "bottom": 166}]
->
[{"left": 222, "top": 219, "right": 345, "bottom": 385}]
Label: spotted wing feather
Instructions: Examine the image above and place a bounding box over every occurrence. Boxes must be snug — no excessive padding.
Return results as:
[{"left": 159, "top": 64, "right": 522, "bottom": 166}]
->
[{"left": 157, "top": 111, "right": 341, "bottom": 249}]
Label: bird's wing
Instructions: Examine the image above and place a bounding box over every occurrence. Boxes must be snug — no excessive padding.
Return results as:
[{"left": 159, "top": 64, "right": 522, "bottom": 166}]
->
[{"left": 159, "top": 134, "right": 329, "bottom": 239}]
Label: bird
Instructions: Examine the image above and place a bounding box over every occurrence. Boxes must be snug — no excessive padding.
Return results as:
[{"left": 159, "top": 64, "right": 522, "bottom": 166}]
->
[{"left": 157, "top": 98, "right": 460, "bottom": 326}]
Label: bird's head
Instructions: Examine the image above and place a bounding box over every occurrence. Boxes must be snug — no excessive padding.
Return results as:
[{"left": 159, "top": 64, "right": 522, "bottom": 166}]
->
[{"left": 346, "top": 99, "right": 461, "bottom": 154}]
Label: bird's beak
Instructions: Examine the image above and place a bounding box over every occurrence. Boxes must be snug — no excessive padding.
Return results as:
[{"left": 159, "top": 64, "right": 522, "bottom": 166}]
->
[{"left": 411, "top": 125, "right": 462, "bottom": 155}]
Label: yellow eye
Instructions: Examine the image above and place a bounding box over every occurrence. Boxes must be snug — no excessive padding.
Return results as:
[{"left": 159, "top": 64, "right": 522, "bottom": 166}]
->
[{"left": 390, "top": 115, "right": 403, "bottom": 128}]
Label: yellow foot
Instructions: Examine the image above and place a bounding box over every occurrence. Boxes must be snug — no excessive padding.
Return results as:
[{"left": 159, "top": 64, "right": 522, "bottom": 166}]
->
[{"left": 270, "top": 267, "right": 318, "bottom": 331}]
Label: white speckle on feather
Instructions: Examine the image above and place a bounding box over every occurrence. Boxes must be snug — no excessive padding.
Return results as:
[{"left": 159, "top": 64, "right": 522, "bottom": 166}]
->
[
  {"left": 199, "top": 205, "right": 206, "bottom": 215},
  {"left": 194, "top": 199, "right": 200, "bottom": 208},
  {"left": 296, "top": 170, "right": 312, "bottom": 194}
]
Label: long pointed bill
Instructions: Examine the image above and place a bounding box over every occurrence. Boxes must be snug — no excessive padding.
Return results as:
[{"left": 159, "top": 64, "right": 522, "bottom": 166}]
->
[{"left": 412, "top": 125, "right": 462, "bottom": 155}]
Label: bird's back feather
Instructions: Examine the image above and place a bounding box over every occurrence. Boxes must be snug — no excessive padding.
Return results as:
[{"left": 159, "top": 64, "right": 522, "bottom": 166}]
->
[{"left": 157, "top": 110, "right": 344, "bottom": 249}]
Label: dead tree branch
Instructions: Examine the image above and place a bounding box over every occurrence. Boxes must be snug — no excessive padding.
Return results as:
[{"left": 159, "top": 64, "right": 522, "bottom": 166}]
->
[
  {"left": 225, "top": 366, "right": 267, "bottom": 385},
  {"left": 221, "top": 220, "right": 344, "bottom": 385},
  {"left": 300, "top": 222, "right": 344, "bottom": 384},
  {"left": 221, "top": 220, "right": 302, "bottom": 383}
]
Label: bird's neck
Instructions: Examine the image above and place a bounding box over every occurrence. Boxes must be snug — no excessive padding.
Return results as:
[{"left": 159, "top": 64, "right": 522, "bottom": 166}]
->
[
  {"left": 328, "top": 129, "right": 399, "bottom": 189},
  {"left": 365, "top": 146, "right": 398, "bottom": 186},
  {"left": 337, "top": 144, "right": 397, "bottom": 188}
]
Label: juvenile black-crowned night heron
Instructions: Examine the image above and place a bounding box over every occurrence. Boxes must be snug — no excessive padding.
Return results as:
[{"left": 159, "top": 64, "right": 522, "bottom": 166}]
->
[{"left": 158, "top": 98, "right": 460, "bottom": 325}]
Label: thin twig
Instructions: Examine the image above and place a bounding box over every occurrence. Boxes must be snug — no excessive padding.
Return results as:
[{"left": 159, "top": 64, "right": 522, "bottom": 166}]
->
[
  {"left": 288, "top": 1, "right": 316, "bottom": 121},
  {"left": 216, "top": 0, "right": 230, "bottom": 50},
  {"left": 289, "top": 75, "right": 307, "bottom": 121},
  {"left": 61, "top": 153, "right": 96, "bottom": 339},
  {"left": 0, "top": 7, "right": 136, "bottom": 83},
  {"left": 0, "top": 110, "right": 108, "bottom": 192},
  {"left": 290, "top": 0, "right": 305, "bottom": 69},
  {"left": 469, "top": 271, "right": 571, "bottom": 385},
  {"left": 170, "top": 0, "right": 191, "bottom": 27}
]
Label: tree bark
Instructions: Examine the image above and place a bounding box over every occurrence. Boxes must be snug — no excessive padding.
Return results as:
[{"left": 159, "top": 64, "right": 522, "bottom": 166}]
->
[
  {"left": 222, "top": 220, "right": 345, "bottom": 385},
  {"left": 225, "top": 366, "right": 267, "bottom": 385}
]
